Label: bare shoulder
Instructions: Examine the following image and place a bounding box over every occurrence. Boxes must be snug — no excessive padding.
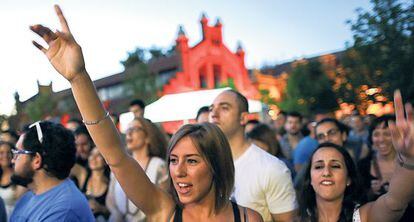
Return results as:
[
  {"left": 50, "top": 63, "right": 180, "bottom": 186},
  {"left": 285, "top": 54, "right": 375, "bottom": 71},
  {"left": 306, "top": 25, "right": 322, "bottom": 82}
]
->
[
  {"left": 358, "top": 201, "right": 373, "bottom": 222},
  {"left": 245, "top": 207, "right": 264, "bottom": 222}
]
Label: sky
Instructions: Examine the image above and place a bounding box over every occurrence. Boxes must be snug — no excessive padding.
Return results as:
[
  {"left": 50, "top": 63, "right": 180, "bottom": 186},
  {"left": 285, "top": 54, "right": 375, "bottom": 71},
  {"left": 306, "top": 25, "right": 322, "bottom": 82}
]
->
[{"left": 0, "top": 0, "right": 372, "bottom": 115}]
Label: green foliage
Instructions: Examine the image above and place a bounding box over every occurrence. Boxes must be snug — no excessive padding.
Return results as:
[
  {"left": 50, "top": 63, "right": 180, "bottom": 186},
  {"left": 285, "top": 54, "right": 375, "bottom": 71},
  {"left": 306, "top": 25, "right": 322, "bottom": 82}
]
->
[
  {"left": 217, "top": 78, "right": 237, "bottom": 90},
  {"left": 343, "top": 0, "right": 414, "bottom": 102},
  {"left": 279, "top": 61, "right": 338, "bottom": 116},
  {"left": 123, "top": 63, "right": 158, "bottom": 104},
  {"left": 24, "top": 94, "right": 56, "bottom": 121},
  {"left": 121, "top": 46, "right": 169, "bottom": 104},
  {"left": 259, "top": 89, "right": 277, "bottom": 105},
  {"left": 121, "top": 48, "right": 146, "bottom": 68}
]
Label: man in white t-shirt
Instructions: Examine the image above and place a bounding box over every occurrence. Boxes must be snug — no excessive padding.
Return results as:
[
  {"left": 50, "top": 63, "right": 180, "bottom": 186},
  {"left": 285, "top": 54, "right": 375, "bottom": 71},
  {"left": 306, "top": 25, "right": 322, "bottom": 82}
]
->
[{"left": 209, "top": 90, "right": 297, "bottom": 222}]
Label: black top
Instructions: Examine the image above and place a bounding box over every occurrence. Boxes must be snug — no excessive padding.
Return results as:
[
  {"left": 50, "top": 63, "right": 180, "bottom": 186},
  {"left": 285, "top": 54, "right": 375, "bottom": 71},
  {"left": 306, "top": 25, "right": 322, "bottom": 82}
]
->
[
  {"left": 81, "top": 172, "right": 109, "bottom": 218},
  {"left": 358, "top": 151, "right": 414, "bottom": 222},
  {"left": 173, "top": 201, "right": 246, "bottom": 222}
]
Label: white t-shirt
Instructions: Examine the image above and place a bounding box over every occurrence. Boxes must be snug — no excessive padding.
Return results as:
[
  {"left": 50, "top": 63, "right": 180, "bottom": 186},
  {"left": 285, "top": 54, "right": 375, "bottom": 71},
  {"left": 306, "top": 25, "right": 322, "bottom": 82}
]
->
[{"left": 232, "top": 144, "right": 297, "bottom": 222}]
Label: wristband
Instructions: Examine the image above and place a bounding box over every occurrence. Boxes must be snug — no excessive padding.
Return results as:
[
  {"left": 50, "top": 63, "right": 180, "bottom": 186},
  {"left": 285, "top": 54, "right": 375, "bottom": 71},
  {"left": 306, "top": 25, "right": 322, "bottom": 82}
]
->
[{"left": 82, "top": 112, "right": 110, "bottom": 125}]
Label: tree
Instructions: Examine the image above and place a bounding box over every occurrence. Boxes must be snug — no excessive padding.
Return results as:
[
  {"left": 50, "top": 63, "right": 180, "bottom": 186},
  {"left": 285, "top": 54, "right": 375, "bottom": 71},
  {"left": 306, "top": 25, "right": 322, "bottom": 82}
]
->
[
  {"left": 343, "top": 0, "right": 414, "bottom": 103},
  {"left": 123, "top": 62, "right": 158, "bottom": 104},
  {"left": 121, "top": 48, "right": 146, "bottom": 67},
  {"left": 279, "top": 61, "right": 338, "bottom": 116},
  {"left": 24, "top": 94, "right": 56, "bottom": 121}
]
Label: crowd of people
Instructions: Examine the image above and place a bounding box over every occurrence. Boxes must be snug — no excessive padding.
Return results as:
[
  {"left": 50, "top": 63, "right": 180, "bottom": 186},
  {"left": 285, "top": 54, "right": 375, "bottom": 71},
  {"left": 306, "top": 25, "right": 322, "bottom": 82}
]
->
[{"left": 0, "top": 5, "right": 413, "bottom": 222}]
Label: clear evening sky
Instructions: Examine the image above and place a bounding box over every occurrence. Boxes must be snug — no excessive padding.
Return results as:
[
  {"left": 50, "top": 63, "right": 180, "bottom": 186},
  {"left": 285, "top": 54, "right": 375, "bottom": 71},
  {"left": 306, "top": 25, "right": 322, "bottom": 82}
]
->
[{"left": 0, "top": 0, "right": 371, "bottom": 115}]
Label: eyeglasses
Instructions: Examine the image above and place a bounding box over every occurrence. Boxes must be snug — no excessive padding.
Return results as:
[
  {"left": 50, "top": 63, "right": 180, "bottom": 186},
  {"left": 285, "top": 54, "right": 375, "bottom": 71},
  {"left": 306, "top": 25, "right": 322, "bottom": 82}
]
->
[
  {"left": 316, "top": 128, "right": 340, "bottom": 141},
  {"left": 11, "top": 148, "right": 36, "bottom": 160},
  {"left": 125, "top": 126, "right": 144, "bottom": 134},
  {"left": 30, "top": 121, "right": 43, "bottom": 144}
]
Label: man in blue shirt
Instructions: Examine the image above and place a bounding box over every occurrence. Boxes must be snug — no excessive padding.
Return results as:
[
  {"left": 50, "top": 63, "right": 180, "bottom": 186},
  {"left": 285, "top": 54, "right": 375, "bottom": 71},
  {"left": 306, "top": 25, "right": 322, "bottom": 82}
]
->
[{"left": 10, "top": 121, "right": 94, "bottom": 221}]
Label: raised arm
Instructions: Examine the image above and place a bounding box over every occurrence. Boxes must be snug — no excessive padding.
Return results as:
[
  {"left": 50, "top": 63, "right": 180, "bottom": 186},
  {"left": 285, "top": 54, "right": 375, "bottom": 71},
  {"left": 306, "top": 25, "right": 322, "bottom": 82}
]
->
[
  {"left": 361, "top": 90, "right": 414, "bottom": 222},
  {"left": 30, "top": 5, "right": 174, "bottom": 218}
]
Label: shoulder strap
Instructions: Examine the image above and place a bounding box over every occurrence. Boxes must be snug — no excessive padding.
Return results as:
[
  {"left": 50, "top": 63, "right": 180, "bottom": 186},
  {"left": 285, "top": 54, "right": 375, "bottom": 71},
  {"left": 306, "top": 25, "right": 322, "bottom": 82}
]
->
[
  {"left": 352, "top": 206, "right": 361, "bottom": 222},
  {"left": 231, "top": 202, "right": 241, "bottom": 222},
  {"left": 243, "top": 206, "right": 248, "bottom": 222},
  {"left": 173, "top": 205, "right": 182, "bottom": 222}
]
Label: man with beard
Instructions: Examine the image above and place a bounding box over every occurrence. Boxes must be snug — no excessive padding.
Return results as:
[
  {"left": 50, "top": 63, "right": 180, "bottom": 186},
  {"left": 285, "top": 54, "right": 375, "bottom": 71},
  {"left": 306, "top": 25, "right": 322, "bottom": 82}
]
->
[
  {"left": 10, "top": 121, "right": 93, "bottom": 221},
  {"left": 279, "top": 112, "right": 303, "bottom": 163},
  {"left": 209, "top": 90, "right": 297, "bottom": 222}
]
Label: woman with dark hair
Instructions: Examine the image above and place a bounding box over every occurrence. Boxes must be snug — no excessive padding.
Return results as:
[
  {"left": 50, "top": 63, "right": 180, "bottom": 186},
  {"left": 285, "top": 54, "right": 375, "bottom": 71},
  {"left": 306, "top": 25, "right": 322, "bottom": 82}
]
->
[
  {"left": 106, "top": 117, "right": 168, "bottom": 222},
  {"left": 298, "top": 142, "right": 362, "bottom": 221},
  {"left": 298, "top": 90, "right": 414, "bottom": 221},
  {"left": 358, "top": 115, "right": 396, "bottom": 201},
  {"left": 0, "top": 141, "right": 25, "bottom": 219},
  {"left": 358, "top": 115, "right": 414, "bottom": 221},
  {"left": 30, "top": 5, "right": 262, "bottom": 221},
  {"left": 82, "top": 147, "right": 111, "bottom": 221}
]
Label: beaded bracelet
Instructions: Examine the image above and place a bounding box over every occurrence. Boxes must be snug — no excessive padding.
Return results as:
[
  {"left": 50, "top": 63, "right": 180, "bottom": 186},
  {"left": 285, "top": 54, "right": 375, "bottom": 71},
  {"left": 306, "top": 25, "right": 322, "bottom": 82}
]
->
[
  {"left": 397, "top": 152, "right": 414, "bottom": 170},
  {"left": 82, "top": 112, "right": 110, "bottom": 125}
]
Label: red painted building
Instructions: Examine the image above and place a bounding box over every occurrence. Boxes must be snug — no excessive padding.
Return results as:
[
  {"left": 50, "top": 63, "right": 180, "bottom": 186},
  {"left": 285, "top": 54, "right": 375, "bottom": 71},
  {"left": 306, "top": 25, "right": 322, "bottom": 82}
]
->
[{"left": 162, "top": 14, "right": 258, "bottom": 98}]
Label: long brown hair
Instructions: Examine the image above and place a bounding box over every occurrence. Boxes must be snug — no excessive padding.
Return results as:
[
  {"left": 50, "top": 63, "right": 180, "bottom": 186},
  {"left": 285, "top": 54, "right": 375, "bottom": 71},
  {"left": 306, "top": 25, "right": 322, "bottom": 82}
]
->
[
  {"left": 133, "top": 117, "right": 167, "bottom": 159},
  {"left": 167, "top": 123, "right": 235, "bottom": 212}
]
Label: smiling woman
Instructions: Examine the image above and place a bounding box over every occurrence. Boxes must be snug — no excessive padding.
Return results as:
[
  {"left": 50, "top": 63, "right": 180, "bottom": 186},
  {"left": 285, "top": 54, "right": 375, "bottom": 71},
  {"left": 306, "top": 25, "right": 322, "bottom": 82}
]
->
[{"left": 298, "top": 142, "right": 361, "bottom": 222}]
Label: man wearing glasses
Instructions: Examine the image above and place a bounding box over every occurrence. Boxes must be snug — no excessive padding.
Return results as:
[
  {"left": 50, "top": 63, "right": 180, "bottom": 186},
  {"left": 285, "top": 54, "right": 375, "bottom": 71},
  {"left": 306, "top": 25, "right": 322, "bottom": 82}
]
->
[{"left": 10, "top": 121, "right": 94, "bottom": 221}]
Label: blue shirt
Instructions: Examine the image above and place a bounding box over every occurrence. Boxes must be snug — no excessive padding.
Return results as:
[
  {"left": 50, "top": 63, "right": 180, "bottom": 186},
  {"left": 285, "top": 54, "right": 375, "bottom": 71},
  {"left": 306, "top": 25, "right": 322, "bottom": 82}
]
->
[
  {"left": 293, "top": 136, "right": 318, "bottom": 165},
  {"left": 11, "top": 178, "right": 94, "bottom": 222}
]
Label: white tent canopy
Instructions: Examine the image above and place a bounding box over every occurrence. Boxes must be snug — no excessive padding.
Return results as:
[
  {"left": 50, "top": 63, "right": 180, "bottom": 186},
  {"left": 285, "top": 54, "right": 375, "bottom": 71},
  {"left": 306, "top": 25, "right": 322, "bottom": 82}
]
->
[{"left": 143, "top": 88, "right": 263, "bottom": 123}]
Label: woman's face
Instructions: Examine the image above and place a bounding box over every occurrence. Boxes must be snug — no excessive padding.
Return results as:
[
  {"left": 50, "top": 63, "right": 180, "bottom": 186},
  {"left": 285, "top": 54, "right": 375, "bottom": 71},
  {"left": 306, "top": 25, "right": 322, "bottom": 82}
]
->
[
  {"left": 125, "top": 120, "right": 147, "bottom": 151},
  {"left": 310, "top": 147, "right": 350, "bottom": 202},
  {"left": 169, "top": 136, "right": 214, "bottom": 205},
  {"left": 88, "top": 148, "right": 106, "bottom": 171},
  {"left": 0, "top": 144, "right": 12, "bottom": 168},
  {"left": 372, "top": 123, "right": 394, "bottom": 157}
]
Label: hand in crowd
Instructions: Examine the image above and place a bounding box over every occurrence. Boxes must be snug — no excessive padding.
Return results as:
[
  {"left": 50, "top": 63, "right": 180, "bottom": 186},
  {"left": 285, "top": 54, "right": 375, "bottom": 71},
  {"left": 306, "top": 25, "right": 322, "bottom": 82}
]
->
[
  {"left": 389, "top": 90, "right": 414, "bottom": 163},
  {"left": 30, "top": 5, "right": 85, "bottom": 82}
]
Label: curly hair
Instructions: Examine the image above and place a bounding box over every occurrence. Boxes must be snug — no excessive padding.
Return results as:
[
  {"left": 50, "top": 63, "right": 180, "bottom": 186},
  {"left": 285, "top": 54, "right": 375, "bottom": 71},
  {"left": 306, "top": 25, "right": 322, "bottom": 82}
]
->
[{"left": 23, "top": 121, "right": 76, "bottom": 180}]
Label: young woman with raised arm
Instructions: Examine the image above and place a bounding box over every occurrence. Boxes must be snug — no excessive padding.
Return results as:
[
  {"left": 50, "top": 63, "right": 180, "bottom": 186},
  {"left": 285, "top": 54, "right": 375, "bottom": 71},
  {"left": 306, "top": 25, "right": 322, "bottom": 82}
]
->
[
  {"left": 298, "top": 90, "right": 414, "bottom": 222},
  {"left": 30, "top": 5, "right": 263, "bottom": 222}
]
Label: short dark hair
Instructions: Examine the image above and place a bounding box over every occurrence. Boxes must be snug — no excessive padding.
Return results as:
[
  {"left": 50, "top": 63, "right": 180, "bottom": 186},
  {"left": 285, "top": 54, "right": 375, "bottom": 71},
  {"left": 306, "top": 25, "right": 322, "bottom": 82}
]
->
[
  {"left": 367, "top": 114, "right": 395, "bottom": 147},
  {"left": 246, "top": 119, "right": 260, "bottom": 125},
  {"left": 246, "top": 123, "right": 284, "bottom": 158},
  {"left": 298, "top": 142, "right": 361, "bottom": 221},
  {"left": 23, "top": 121, "right": 76, "bottom": 180},
  {"left": 196, "top": 106, "right": 210, "bottom": 120},
  {"left": 286, "top": 111, "right": 303, "bottom": 122},
  {"left": 225, "top": 90, "right": 248, "bottom": 114},
  {"left": 315, "top": 118, "right": 350, "bottom": 136},
  {"left": 129, "top": 99, "right": 145, "bottom": 109},
  {"left": 74, "top": 125, "right": 94, "bottom": 147},
  {"left": 167, "top": 123, "right": 234, "bottom": 213}
]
